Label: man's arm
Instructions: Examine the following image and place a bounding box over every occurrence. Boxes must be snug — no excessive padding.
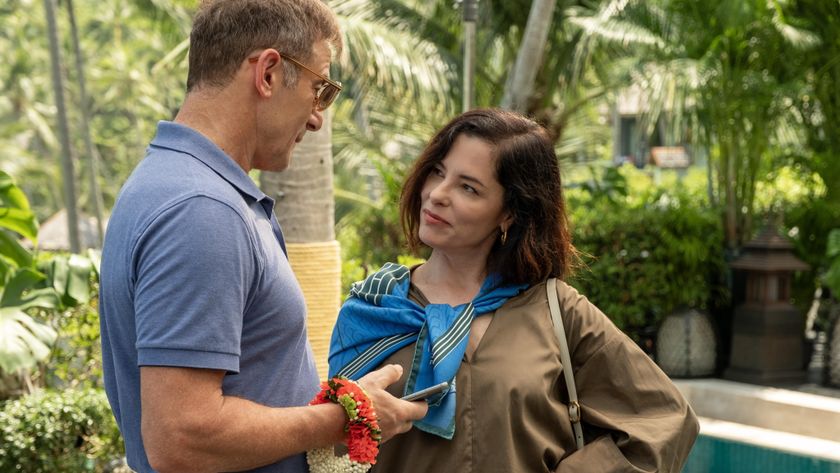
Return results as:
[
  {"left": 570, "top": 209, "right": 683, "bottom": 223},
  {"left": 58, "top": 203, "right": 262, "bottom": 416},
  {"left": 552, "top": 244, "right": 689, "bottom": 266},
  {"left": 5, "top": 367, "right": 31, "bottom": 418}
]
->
[{"left": 141, "top": 364, "right": 425, "bottom": 473}]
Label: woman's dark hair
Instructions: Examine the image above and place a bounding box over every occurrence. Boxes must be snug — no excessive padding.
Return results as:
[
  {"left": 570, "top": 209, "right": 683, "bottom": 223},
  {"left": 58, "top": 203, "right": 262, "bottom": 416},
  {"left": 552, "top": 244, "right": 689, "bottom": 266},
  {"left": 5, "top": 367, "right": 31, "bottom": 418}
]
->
[{"left": 400, "top": 108, "right": 577, "bottom": 286}]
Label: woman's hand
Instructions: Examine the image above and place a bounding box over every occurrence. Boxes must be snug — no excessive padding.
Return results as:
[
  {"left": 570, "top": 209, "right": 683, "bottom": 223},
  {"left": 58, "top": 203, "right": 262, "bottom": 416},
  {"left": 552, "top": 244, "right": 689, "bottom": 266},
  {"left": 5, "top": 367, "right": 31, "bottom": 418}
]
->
[{"left": 357, "top": 364, "right": 428, "bottom": 442}]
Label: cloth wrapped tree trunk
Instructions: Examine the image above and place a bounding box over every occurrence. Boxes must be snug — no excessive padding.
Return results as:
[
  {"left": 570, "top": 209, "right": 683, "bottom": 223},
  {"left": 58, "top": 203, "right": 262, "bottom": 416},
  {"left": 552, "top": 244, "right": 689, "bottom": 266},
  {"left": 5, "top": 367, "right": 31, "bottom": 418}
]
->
[{"left": 287, "top": 240, "right": 342, "bottom": 378}]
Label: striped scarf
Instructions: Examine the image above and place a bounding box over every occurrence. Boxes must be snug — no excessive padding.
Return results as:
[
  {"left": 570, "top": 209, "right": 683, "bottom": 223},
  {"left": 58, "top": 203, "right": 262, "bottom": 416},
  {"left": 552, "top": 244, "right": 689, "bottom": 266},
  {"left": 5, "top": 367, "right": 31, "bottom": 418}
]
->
[{"left": 328, "top": 262, "right": 527, "bottom": 439}]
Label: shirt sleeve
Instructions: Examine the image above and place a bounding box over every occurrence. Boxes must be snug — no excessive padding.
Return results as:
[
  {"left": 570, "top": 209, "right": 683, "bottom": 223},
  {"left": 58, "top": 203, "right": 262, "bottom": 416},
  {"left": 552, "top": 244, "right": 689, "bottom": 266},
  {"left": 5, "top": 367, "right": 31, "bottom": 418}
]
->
[
  {"left": 554, "top": 281, "right": 700, "bottom": 473},
  {"left": 131, "top": 195, "right": 258, "bottom": 373}
]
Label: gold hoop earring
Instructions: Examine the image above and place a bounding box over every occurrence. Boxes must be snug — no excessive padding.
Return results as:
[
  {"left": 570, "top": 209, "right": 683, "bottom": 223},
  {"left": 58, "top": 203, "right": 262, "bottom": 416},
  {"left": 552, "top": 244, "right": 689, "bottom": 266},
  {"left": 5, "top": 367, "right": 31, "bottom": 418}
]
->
[{"left": 501, "top": 228, "right": 508, "bottom": 245}]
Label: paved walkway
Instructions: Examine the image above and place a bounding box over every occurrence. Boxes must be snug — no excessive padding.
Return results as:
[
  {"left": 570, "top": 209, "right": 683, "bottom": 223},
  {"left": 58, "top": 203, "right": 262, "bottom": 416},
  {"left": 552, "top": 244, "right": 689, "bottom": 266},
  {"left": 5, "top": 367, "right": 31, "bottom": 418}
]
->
[
  {"left": 790, "top": 382, "right": 840, "bottom": 399},
  {"left": 674, "top": 378, "right": 840, "bottom": 462}
]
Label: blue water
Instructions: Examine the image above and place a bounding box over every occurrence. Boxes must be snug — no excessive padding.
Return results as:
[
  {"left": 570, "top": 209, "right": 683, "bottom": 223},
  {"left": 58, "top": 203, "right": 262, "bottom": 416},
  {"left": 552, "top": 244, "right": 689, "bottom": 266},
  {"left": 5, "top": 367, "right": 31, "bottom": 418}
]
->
[{"left": 683, "top": 435, "right": 840, "bottom": 473}]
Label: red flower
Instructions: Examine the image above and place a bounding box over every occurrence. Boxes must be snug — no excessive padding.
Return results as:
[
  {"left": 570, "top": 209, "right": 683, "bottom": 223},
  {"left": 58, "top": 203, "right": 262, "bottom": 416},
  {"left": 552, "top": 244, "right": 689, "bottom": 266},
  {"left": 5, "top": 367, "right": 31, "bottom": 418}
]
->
[{"left": 309, "top": 376, "right": 381, "bottom": 464}]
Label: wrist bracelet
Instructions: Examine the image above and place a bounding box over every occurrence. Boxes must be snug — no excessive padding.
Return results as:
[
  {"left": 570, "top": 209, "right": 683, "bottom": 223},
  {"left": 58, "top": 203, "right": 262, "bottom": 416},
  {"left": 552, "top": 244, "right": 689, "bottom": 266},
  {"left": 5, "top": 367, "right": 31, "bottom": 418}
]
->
[{"left": 307, "top": 376, "right": 381, "bottom": 471}]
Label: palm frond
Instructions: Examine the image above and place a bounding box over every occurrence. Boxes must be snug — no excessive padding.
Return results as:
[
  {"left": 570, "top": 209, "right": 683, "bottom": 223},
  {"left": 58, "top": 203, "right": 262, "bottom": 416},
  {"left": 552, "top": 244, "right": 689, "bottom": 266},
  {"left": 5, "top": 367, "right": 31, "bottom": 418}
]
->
[
  {"left": 333, "top": 0, "right": 458, "bottom": 120},
  {"left": 567, "top": 14, "right": 664, "bottom": 49},
  {"left": 770, "top": 4, "right": 820, "bottom": 49}
]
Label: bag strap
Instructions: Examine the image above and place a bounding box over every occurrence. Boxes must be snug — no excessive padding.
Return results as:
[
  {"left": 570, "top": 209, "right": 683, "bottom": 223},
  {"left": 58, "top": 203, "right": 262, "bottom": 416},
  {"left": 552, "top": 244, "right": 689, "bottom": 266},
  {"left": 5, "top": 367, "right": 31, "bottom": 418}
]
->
[{"left": 547, "top": 278, "right": 585, "bottom": 450}]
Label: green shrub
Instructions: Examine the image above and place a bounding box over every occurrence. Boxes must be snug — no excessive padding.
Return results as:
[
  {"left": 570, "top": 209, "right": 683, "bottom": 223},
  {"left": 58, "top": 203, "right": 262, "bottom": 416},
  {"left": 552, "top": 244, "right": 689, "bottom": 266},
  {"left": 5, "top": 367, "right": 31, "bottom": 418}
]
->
[
  {"left": 567, "top": 170, "right": 728, "bottom": 336},
  {"left": 44, "top": 287, "right": 104, "bottom": 391},
  {"left": 785, "top": 196, "right": 840, "bottom": 309},
  {"left": 0, "top": 388, "right": 124, "bottom": 472}
]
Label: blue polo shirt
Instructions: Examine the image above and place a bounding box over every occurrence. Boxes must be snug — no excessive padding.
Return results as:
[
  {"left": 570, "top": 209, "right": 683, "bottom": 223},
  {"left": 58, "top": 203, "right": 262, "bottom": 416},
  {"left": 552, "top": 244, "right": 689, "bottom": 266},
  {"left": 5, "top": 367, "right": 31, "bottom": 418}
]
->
[{"left": 99, "top": 121, "right": 319, "bottom": 473}]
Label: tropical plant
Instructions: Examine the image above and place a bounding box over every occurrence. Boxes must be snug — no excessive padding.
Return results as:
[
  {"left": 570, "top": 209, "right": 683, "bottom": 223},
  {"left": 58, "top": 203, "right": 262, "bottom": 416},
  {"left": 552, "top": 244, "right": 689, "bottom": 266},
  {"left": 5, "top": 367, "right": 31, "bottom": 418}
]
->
[
  {"left": 0, "top": 0, "right": 192, "bottom": 223},
  {"left": 264, "top": 0, "right": 459, "bottom": 287},
  {"left": 789, "top": 0, "right": 840, "bottom": 207},
  {"left": 252, "top": 0, "right": 460, "bottom": 374},
  {"left": 0, "top": 170, "right": 56, "bottom": 376},
  {"left": 328, "top": 0, "right": 621, "bottom": 276},
  {"left": 0, "top": 171, "right": 97, "bottom": 392},
  {"left": 569, "top": 0, "right": 818, "bottom": 249},
  {"left": 66, "top": 0, "right": 107, "bottom": 246},
  {"left": 567, "top": 166, "right": 727, "bottom": 337},
  {"left": 500, "top": 0, "right": 559, "bottom": 112},
  {"left": 44, "top": 0, "right": 83, "bottom": 253}
]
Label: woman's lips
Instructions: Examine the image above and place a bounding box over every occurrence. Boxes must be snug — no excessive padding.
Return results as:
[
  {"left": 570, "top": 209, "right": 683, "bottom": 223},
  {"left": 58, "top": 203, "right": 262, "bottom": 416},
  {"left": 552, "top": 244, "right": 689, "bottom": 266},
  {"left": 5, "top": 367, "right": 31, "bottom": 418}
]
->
[{"left": 422, "top": 209, "right": 449, "bottom": 225}]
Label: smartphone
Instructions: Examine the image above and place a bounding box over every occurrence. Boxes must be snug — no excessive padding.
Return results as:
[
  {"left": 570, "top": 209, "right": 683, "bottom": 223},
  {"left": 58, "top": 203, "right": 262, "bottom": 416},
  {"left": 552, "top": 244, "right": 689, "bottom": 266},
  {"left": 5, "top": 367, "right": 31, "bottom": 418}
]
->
[{"left": 400, "top": 381, "right": 450, "bottom": 402}]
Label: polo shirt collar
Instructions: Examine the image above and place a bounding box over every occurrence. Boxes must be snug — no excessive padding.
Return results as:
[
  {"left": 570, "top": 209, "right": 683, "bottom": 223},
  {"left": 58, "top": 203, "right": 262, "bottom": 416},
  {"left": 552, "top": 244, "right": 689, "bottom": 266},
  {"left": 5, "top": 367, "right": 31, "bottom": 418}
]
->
[
  {"left": 149, "top": 121, "right": 266, "bottom": 203},
  {"left": 149, "top": 121, "right": 288, "bottom": 255}
]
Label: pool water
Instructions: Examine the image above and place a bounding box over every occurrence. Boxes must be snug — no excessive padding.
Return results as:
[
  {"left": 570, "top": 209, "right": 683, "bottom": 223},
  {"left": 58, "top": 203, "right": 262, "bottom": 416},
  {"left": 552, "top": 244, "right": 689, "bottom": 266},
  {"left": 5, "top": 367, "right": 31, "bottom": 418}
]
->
[{"left": 683, "top": 435, "right": 840, "bottom": 473}]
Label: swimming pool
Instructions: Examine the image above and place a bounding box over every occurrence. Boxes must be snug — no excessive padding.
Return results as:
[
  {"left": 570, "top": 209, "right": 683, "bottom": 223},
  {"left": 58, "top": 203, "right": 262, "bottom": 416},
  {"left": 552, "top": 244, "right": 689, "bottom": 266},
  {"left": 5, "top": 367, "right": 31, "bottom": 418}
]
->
[{"left": 683, "top": 434, "right": 840, "bottom": 473}]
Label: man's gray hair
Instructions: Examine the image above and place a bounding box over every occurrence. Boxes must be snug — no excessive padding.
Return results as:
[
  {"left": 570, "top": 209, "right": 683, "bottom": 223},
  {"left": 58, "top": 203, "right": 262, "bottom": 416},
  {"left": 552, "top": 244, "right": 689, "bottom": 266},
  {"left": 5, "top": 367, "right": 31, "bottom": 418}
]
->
[{"left": 186, "top": 0, "right": 342, "bottom": 91}]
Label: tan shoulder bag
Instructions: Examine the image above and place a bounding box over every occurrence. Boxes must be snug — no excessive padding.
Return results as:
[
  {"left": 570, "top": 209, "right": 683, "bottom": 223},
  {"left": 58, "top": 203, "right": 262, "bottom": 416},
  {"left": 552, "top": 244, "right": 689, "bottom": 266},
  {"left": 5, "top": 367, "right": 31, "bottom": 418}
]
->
[{"left": 547, "top": 278, "right": 585, "bottom": 450}]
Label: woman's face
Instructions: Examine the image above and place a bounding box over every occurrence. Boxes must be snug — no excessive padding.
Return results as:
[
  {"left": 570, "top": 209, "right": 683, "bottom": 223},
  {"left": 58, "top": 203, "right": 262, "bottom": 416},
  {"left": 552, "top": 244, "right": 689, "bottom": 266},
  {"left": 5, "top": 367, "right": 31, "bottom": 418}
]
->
[{"left": 418, "top": 134, "right": 511, "bottom": 258}]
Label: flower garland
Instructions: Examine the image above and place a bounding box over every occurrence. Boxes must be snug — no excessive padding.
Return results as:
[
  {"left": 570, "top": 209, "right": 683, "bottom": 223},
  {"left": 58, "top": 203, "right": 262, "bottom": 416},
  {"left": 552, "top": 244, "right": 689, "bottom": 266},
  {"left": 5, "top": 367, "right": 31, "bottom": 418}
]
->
[{"left": 307, "top": 377, "right": 381, "bottom": 473}]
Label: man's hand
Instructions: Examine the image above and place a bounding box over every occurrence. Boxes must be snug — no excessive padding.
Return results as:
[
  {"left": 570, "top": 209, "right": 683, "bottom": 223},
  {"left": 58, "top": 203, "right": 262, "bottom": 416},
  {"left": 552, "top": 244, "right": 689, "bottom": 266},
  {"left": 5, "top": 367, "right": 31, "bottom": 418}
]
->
[{"left": 357, "top": 364, "right": 428, "bottom": 442}]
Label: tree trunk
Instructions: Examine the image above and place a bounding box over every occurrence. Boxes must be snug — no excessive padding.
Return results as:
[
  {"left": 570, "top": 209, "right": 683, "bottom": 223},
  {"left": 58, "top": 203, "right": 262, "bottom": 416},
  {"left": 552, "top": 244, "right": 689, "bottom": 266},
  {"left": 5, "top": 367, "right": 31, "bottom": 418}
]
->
[
  {"left": 261, "top": 112, "right": 340, "bottom": 378},
  {"left": 462, "top": 0, "right": 478, "bottom": 112},
  {"left": 66, "top": 0, "right": 105, "bottom": 247},
  {"left": 262, "top": 114, "right": 335, "bottom": 243},
  {"left": 500, "top": 0, "right": 558, "bottom": 113},
  {"left": 44, "top": 0, "right": 81, "bottom": 253}
]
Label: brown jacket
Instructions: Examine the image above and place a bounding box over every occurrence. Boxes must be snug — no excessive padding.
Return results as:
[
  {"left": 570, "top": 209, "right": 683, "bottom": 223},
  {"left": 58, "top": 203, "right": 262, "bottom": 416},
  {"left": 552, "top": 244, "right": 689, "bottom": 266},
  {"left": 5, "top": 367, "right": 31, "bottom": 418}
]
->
[{"left": 372, "top": 280, "right": 699, "bottom": 473}]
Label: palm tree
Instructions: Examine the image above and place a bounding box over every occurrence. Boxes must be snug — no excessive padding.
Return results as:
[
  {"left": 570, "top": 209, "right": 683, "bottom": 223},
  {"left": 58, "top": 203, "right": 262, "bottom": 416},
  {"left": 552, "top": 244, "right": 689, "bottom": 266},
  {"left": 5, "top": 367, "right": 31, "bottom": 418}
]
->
[
  {"left": 790, "top": 0, "right": 840, "bottom": 205},
  {"left": 787, "top": 0, "right": 840, "bottom": 386},
  {"left": 500, "top": 0, "right": 559, "bottom": 112},
  {"left": 1, "top": 0, "right": 191, "bottom": 222},
  {"left": 570, "top": 0, "right": 817, "bottom": 249},
  {"left": 66, "top": 0, "right": 105, "bottom": 247},
  {"left": 43, "top": 0, "right": 81, "bottom": 252},
  {"left": 261, "top": 113, "right": 341, "bottom": 378},
  {"left": 259, "top": 0, "right": 458, "bottom": 376}
]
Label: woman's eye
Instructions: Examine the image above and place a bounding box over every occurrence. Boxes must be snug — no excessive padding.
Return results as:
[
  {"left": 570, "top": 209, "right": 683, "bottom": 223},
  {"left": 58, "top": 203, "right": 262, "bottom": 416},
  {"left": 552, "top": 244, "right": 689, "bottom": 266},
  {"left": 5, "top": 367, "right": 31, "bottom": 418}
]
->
[
  {"left": 463, "top": 184, "right": 477, "bottom": 194},
  {"left": 433, "top": 167, "right": 444, "bottom": 177}
]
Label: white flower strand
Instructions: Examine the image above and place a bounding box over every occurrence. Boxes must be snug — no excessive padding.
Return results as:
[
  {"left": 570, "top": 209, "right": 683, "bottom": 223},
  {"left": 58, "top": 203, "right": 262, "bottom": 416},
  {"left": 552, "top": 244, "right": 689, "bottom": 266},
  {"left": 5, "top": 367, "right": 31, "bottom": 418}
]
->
[{"left": 307, "top": 447, "right": 372, "bottom": 473}]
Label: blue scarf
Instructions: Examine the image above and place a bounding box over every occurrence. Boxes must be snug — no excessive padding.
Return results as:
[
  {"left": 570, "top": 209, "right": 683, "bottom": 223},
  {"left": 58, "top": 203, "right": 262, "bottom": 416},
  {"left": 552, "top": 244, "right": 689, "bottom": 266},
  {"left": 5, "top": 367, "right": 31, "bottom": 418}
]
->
[{"left": 328, "top": 262, "right": 527, "bottom": 439}]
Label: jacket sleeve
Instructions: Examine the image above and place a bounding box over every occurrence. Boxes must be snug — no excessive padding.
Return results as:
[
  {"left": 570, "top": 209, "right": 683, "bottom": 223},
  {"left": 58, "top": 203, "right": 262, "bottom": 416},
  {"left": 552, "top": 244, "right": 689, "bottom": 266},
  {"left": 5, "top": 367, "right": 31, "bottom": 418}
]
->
[{"left": 553, "top": 281, "right": 699, "bottom": 473}]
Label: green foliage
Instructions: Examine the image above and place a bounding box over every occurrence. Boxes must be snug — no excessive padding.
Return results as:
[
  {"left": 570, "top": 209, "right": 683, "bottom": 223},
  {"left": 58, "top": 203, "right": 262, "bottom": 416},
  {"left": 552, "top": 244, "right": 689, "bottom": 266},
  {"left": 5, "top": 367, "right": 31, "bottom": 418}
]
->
[
  {"left": 0, "top": 388, "right": 124, "bottom": 472},
  {"left": 1, "top": 0, "right": 192, "bottom": 222},
  {"left": 789, "top": 0, "right": 840, "bottom": 203},
  {"left": 0, "top": 170, "right": 38, "bottom": 273},
  {"left": 755, "top": 165, "right": 827, "bottom": 214},
  {"left": 823, "top": 229, "right": 840, "bottom": 299},
  {"left": 38, "top": 251, "right": 98, "bottom": 308},
  {"left": 572, "top": 0, "right": 818, "bottom": 248},
  {"left": 45, "top": 290, "right": 104, "bottom": 390},
  {"left": 336, "top": 140, "right": 432, "bottom": 292},
  {"left": 0, "top": 171, "right": 98, "bottom": 378},
  {"left": 785, "top": 195, "right": 840, "bottom": 306},
  {"left": 567, "top": 168, "right": 727, "bottom": 333},
  {"left": 1, "top": 171, "right": 57, "bottom": 375},
  {"left": 0, "top": 251, "right": 98, "bottom": 376}
]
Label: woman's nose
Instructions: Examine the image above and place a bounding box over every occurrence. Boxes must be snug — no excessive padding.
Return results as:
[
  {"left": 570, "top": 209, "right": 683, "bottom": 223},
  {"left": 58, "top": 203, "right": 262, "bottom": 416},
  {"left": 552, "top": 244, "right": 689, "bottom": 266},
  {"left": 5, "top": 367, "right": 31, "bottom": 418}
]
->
[{"left": 428, "top": 181, "right": 450, "bottom": 205}]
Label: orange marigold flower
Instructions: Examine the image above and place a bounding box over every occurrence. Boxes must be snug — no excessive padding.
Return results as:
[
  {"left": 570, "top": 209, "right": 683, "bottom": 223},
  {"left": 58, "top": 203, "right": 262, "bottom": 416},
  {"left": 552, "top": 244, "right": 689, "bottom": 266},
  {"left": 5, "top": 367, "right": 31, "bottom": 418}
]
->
[{"left": 309, "top": 376, "right": 381, "bottom": 464}]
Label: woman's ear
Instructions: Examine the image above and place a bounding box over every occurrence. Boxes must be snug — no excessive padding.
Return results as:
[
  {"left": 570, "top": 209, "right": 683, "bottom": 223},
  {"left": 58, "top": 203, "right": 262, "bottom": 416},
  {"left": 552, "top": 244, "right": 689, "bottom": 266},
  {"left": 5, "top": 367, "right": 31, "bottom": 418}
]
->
[{"left": 500, "top": 212, "right": 514, "bottom": 233}]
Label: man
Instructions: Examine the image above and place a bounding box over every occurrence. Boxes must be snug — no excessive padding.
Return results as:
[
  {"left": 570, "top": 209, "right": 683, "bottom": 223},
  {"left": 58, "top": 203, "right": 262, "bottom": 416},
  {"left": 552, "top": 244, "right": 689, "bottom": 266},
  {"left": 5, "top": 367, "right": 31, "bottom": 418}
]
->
[{"left": 99, "top": 1, "right": 427, "bottom": 472}]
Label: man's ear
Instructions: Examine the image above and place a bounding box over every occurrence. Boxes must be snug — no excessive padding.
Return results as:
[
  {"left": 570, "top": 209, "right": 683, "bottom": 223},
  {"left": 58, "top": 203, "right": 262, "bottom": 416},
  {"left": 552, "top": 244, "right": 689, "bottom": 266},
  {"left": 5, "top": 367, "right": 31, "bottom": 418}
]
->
[{"left": 252, "top": 50, "right": 282, "bottom": 98}]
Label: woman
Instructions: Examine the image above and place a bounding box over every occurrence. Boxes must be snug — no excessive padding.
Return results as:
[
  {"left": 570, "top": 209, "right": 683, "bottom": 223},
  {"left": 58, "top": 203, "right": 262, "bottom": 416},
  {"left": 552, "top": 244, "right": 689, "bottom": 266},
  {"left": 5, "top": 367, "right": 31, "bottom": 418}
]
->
[{"left": 329, "top": 108, "right": 699, "bottom": 472}]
